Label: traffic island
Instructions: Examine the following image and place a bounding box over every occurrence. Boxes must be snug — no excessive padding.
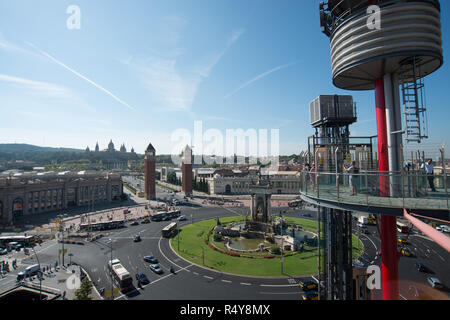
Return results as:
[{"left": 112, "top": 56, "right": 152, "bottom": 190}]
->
[{"left": 170, "top": 216, "right": 363, "bottom": 277}]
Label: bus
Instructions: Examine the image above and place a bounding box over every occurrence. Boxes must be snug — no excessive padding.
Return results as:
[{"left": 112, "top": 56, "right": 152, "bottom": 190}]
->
[
  {"left": 397, "top": 221, "right": 410, "bottom": 233},
  {"left": 0, "top": 235, "right": 37, "bottom": 248},
  {"left": 162, "top": 222, "right": 178, "bottom": 238},
  {"left": 108, "top": 259, "right": 133, "bottom": 292},
  {"left": 80, "top": 220, "right": 126, "bottom": 232},
  {"left": 167, "top": 210, "right": 181, "bottom": 219},
  {"left": 151, "top": 212, "right": 165, "bottom": 222},
  {"left": 151, "top": 210, "right": 181, "bottom": 222}
]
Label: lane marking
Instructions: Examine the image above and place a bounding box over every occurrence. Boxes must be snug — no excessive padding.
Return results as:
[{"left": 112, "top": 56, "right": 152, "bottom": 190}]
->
[
  {"left": 260, "top": 284, "right": 299, "bottom": 287},
  {"left": 221, "top": 279, "right": 231, "bottom": 283},
  {"left": 260, "top": 292, "right": 300, "bottom": 295},
  {"left": 204, "top": 275, "right": 213, "bottom": 280},
  {"left": 240, "top": 282, "right": 251, "bottom": 286}
]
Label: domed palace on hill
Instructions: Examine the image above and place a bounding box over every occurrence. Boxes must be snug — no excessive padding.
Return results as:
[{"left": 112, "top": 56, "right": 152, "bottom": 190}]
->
[{"left": 84, "top": 140, "right": 139, "bottom": 170}]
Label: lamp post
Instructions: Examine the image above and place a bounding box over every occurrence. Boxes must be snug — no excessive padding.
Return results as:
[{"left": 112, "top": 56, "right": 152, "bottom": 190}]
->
[
  {"left": 108, "top": 238, "right": 114, "bottom": 300},
  {"left": 29, "top": 245, "right": 42, "bottom": 301}
]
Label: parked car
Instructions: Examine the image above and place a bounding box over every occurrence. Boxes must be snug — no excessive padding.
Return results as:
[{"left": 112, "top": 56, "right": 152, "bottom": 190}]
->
[
  {"left": 149, "top": 264, "right": 164, "bottom": 274},
  {"left": 177, "top": 215, "right": 187, "bottom": 221},
  {"left": 298, "top": 280, "right": 318, "bottom": 291},
  {"left": 141, "top": 218, "right": 151, "bottom": 224},
  {"left": 135, "top": 272, "right": 150, "bottom": 285},
  {"left": 302, "top": 213, "right": 312, "bottom": 217},
  {"left": 143, "top": 256, "right": 159, "bottom": 264},
  {"left": 301, "top": 290, "right": 318, "bottom": 300},
  {"left": 130, "top": 221, "right": 139, "bottom": 226},
  {"left": 427, "top": 277, "right": 444, "bottom": 290},
  {"left": 397, "top": 237, "right": 408, "bottom": 244},
  {"left": 0, "top": 248, "right": 7, "bottom": 255},
  {"left": 133, "top": 235, "right": 141, "bottom": 242},
  {"left": 162, "top": 216, "right": 171, "bottom": 221}
]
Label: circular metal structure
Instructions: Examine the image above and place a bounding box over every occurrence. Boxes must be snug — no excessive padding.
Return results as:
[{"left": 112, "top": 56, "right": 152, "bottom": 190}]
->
[{"left": 329, "top": 1, "right": 443, "bottom": 90}]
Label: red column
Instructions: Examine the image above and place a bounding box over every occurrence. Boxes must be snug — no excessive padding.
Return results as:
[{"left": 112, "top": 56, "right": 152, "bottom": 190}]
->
[{"left": 375, "top": 78, "right": 399, "bottom": 300}]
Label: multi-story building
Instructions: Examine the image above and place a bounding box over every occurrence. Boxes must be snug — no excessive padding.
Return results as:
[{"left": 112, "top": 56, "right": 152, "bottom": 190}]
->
[
  {"left": 206, "top": 171, "right": 301, "bottom": 195},
  {"left": 0, "top": 171, "right": 123, "bottom": 225}
]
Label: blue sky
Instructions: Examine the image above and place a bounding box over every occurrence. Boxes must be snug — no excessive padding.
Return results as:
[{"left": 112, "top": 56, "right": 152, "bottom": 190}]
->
[{"left": 0, "top": 0, "right": 449, "bottom": 157}]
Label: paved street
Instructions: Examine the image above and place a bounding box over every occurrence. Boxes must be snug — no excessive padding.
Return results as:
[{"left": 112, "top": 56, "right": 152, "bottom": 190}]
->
[{"left": 1, "top": 182, "right": 449, "bottom": 300}]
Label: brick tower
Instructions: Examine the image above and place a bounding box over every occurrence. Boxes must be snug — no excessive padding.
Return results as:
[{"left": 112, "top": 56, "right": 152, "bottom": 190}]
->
[
  {"left": 181, "top": 145, "right": 192, "bottom": 196},
  {"left": 144, "top": 143, "right": 156, "bottom": 200}
]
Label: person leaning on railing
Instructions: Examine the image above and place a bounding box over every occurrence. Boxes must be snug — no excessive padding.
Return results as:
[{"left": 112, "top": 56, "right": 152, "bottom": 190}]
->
[
  {"left": 421, "top": 159, "right": 437, "bottom": 192},
  {"left": 309, "top": 165, "right": 316, "bottom": 192},
  {"left": 343, "top": 161, "right": 359, "bottom": 196}
]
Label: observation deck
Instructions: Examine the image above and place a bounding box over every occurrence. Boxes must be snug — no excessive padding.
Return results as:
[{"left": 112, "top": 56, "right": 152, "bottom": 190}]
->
[{"left": 299, "top": 171, "right": 449, "bottom": 220}]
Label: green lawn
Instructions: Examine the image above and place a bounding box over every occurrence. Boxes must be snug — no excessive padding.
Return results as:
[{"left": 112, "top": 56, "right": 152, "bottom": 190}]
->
[{"left": 170, "top": 216, "right": 363, "bottom": 277}]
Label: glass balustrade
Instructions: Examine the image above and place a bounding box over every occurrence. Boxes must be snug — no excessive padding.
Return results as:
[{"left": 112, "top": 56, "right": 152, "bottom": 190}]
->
[{"left": 300, "top": 171, "right": 449, "bottom": 211}]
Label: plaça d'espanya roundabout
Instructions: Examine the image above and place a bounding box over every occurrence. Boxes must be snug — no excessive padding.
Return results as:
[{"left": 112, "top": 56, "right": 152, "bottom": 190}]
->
[{"left": 170, "top": 215, "right": 363, "bottom": 277}]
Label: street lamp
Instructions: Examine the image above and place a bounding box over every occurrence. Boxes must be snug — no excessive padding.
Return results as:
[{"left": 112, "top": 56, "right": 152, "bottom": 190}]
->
[
  {"left": 29, "top": 245, "right": 42, "bottom": 301},
  {"left": 109, "top": 238, "right": 114, "bottom": 300}
]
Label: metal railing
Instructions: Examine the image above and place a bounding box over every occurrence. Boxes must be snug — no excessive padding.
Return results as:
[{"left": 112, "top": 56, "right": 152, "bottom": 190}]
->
[{"left": 300, "top": 170, "right": 449, "bottom": 211}]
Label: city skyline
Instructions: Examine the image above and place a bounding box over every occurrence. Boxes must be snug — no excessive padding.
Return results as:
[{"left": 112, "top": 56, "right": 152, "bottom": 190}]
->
[{"left": 0, "top": 1, "right": 449, "bottom": 156}]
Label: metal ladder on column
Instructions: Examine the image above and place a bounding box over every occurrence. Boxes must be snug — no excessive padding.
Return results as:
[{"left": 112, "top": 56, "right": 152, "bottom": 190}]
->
[{"left": 400, "top": 57, "right": 429, "bottom": 144}]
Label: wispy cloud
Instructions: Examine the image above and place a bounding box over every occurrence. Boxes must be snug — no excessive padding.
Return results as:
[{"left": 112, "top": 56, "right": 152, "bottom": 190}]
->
[
  {"left": 0, "top": 34, "right": 34, "bottom": 56},
  {"left": 26, "top": 42, "right": 136, "bottom": 111},
  {"left": 136, "top": 23, "right": 245, "bottom": 112},
  {"left": 224, "top": 62, "right": 297, "bottom": 99},
  {"left": 0, "top": 73, "right": 92, "bottom": 111}
]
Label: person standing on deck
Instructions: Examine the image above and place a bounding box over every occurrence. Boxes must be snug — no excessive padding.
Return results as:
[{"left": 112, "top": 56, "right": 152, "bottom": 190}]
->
[{"left": 421, "top": 159, "right": 436, "bottom": 192}]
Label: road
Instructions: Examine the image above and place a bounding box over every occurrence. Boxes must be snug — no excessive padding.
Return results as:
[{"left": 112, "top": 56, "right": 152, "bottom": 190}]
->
[{"left": 2, "top": 184, "right": 449, "bottom": 300}]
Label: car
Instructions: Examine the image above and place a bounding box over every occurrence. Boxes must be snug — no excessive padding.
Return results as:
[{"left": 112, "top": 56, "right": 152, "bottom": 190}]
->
[
  {"left": 177, "top": 215, "right": 187, "bottom": 221},
  {"left": 397, "top": 237, "right": 408, "bottom": 244},
  {"left": 141, "top": 218, "right": 150, "bottom": 224},
  {"left": 149, "top": 264, "right": 164, "bottom": 274},
  {"left": 302, "top": 213, "right": 312, "bottom": 217},
  {"left": 416, "top": 263, "right": 429, "bottom": 273},
  {"left": 301, "top": 290, "right": 318, "bottom": 300},
  {"left": 130, "top": 221, "right": 139, "bottom": 226},
  {"left": 133, "top": 235, "right": 141, "bottom": 242},
  {"left": 298, "top": 280, "right": 318, "bottom": 291},
  {"left": 162, "top": 216, "right": 171, "bottom": 221},
  {"left": 0, "top": 248, "right": 7, "bottom": 255},
  {"left": 401, "top": 248, "right": 412, "bottom": 257},
  {"left": 436, "top": 225, "right": 442, "bottom": 232},
  {"left": 359, "top": 228, "right": 370, "bottom": 234},
  {"left": 9, "top": 242, "right": 22, "bottom": 250},
  {"left": 135, "top": 272, "right": 150, "bottom": 285},
  {"left": 427, "top": 277, "right": 444, "bottom": 289},
  {"left": 143, "top": 256, "right": 159, "bottom": 263}
]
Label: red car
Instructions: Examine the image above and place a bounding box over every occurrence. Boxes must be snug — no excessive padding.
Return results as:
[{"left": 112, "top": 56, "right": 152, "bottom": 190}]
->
[{"left": 130, "top": 221, "right": 139, "bottom": 226}]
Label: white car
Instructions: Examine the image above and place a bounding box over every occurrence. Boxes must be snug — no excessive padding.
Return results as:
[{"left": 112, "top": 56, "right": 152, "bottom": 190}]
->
[
  {"left": 427, "top": 277, "right": 444, "bottom": 290},
  {"left": 440, "top": 225, "right": 450, "bottom": 233}
]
